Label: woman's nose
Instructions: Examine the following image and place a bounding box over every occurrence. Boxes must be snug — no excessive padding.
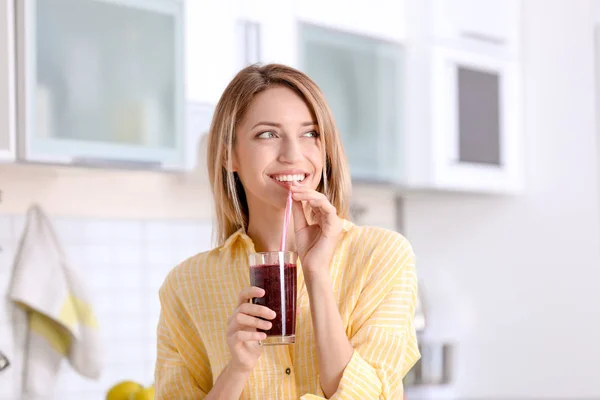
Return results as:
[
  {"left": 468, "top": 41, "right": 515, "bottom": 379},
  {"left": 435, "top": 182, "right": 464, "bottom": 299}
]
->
[{"left": 278, "top": 137, "right": 303, "bottom": 163}]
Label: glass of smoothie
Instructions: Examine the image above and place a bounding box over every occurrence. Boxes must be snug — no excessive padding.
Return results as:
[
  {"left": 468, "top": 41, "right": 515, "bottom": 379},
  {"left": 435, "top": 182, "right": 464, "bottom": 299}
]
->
[{"left": 248, "top": 251, "right": 297, "bottom": 345}]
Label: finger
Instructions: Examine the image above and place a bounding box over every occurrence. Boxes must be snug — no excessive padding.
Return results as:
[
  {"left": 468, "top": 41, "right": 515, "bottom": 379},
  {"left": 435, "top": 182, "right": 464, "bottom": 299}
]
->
[
  {"left": 290, "top": 187, "right": 325, "bottom": 197},
  {"left": 291, "top": 189, "right": 330, "bottom": 204},
  {"left": 234, "top": 312, "right": 273, "bottom": 331},
  {"left": 290, "top": 181, "right": 310, "bottom": 231},
  {"left": 232, "top": 330, "right": 267, "bottom": 343},
  {"left": 237, "top": 286, "right": 265, "bottom": 306},
  {"left": 293, "top": 192, "right": 336, "bottom": 215},
  {"left": 292, "top": 199, "right": 309, "bottom": 232},
  {"left": 238, "top": 303, "right": 277, "bottom": 320},
  {"left": 289, "top": 184, "right": 311, "bottom": 192}
]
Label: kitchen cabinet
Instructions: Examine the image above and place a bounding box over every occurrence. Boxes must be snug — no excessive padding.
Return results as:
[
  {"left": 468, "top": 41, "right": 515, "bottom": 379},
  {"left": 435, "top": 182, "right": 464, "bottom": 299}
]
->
[
  {"left": 228, "top": 0, "right": 408, "bottom": 182},
  {"left": 232, "top": 1, "right": 407, "bottom": 182},
  {"left": 430, "top": 0, "right": 522, "bottom": 58},
  {"left": 299, "top": 23, "right": 405, "bottom": 182},
  {"left": 15, "top": 0, "right": 186, "bottom": 169},
  {"left": 221, "top": 0, "right": 524, "bottom": 193},
  {"left": 405, "top": 45, "right": 523, "bottom": 193},
  {"left": 397, "top": 0, "right": 524, "bottom": 194},
  {"left": 0, "top": 0, "right": 15, "bottom": 162}
]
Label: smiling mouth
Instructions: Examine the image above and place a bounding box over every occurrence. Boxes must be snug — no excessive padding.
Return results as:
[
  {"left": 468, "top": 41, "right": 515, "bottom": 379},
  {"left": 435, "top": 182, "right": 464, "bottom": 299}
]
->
[{"left": 269, "top": 173, "right": 308, "bottom": 185}]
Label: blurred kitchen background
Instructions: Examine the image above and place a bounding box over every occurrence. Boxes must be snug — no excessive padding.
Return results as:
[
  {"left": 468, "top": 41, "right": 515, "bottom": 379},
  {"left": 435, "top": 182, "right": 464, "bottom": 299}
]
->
[{"left": 1, "top": 0, "right": 600, "bottom": 399}]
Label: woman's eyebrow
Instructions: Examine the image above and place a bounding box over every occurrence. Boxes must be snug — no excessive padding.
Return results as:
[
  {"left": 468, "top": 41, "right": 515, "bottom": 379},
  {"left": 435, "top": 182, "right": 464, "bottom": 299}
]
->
[
  {"left": 251, "top": 121, "right": 281, "bottom": 129},
  {"left": 250, "top": 121, "right": 317, "bottom": 129}
]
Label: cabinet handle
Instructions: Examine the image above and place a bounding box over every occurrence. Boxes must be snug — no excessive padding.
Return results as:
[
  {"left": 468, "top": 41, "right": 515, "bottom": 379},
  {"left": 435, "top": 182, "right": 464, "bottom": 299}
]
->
[
  {"left": 71, "top": 157, "right": 162, "bottom": 170},
  {"left": 460, "top": 31, "right": 506, "bottom": 46},
  {"left": 238, "top": 20, "right": 261, "bottom": 66}
]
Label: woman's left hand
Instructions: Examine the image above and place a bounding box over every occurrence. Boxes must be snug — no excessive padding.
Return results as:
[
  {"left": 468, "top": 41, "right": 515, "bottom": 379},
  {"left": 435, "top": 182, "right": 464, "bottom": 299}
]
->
[{"left": 290, "top": 183, "right": 343, "bottom": 277}]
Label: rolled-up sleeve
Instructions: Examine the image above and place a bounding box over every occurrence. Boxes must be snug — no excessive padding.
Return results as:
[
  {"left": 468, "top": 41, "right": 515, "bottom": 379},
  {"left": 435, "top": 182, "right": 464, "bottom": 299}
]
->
[
  {"left": 155, "top": 278, "right": 212, "bottom": 399},
  {"left": 302, "top": 235, "right": 421, "bottom": 400}
]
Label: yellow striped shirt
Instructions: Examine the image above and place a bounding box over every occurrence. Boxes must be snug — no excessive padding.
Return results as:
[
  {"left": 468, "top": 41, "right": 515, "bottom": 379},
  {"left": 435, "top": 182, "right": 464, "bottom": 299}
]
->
[{"left": 155, "top": 219, "right": 420, "bottom": 399}]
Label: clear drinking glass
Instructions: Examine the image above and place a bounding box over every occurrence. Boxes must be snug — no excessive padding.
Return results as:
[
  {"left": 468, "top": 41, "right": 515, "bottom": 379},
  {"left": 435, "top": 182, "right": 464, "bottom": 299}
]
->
[{"left": 248, "top": 251, "right": 297, "bottom": 345}]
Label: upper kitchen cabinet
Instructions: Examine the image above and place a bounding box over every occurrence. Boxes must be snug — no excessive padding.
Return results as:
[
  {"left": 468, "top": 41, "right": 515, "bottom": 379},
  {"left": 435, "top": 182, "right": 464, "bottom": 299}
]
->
[
  {"left": 0, "top": 1, "right": 16, "bottom": 162},
  {"left": 296, "top": 0, "right": 408, "bottom": 43},
  {"left": 15, "top": 0, "right": 186, "bottom": 169},
  {"left": 430, "top": 0, "right": 522, "bottom": 59},
  {"left": 404, "top": 45, "right": 523, "bottom": 194},
  {"left": 431, "top": 46, "right": 522, "bottom": 193},
  {"left": 399, "top": 0, "right": 524, "bottom": 194},
  {"left": 299, "top": 23, "right": 404, "bottom": 182}
]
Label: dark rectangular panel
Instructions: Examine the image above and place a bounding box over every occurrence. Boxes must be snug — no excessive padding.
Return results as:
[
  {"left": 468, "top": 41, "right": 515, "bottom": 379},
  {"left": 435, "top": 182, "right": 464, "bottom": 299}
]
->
[{"left": 457, "top": 67, "right": 501, "bottom": 165}]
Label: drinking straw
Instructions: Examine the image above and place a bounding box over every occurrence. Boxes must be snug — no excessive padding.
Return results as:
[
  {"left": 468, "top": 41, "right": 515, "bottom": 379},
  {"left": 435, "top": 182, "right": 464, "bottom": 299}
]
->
[{"left": 279, "top": 189, "right": 293, "bottom": 252}]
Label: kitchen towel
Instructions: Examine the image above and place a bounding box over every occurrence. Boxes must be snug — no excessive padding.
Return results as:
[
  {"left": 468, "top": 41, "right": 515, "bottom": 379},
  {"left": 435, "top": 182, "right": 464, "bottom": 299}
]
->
[{"left": 8, "top": 204, "right": 103, "bottom": 397}]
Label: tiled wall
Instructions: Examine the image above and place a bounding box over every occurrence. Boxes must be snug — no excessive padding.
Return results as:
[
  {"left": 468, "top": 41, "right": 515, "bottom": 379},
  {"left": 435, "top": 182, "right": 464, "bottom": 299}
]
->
[{"left": 0, "top": 214, "right": 213, "bottom": 399}]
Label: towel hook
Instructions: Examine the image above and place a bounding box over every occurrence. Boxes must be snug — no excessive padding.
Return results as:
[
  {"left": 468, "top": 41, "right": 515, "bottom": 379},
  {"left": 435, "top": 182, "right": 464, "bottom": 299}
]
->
[{"left": 0, "top": 351, "right": 9, "bottom": 372}]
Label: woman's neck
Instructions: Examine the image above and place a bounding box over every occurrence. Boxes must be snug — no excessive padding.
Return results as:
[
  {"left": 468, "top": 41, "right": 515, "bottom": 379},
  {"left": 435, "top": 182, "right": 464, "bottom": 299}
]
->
[{"left": 246, "top": 207, "right": 296, "bottom": 253}]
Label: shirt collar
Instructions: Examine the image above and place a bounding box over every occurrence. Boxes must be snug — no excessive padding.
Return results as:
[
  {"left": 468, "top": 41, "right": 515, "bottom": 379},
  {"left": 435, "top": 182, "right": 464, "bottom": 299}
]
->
[
  {"left": 219, "top": 218, "right": 354, "bottom": 252},
  {"left": 219, "top": 227, "right": 254, "bottom": 252}
]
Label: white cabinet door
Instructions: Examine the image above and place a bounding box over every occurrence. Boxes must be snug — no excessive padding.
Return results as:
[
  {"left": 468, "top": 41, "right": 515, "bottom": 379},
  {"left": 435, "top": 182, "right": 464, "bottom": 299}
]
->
[
  {"left": 295, "top": 0, "right": 408, "bottom": 43},
  {"left": 299, "top": 23, "right": 405, "bottom": 182},
  {"left": 427, "top": 46, "right": 523, "bottom": 193},
  {"left": 185, "top": 0, "right": 237, "bottom": 104},
  {"left": 431, "top": 0, "right": 522, "bottom": 58},
  {"left": 16, "top": 0, "right": 186, "bottom": 169},
  {"left": 0, "top": 0, "right": 15, "bottom": 162}
]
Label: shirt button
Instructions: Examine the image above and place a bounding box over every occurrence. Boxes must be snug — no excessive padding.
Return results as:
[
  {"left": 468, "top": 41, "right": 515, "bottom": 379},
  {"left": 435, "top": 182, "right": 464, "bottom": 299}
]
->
[{"left": 285, "top": 368, "right": 291, "bottom": 375}]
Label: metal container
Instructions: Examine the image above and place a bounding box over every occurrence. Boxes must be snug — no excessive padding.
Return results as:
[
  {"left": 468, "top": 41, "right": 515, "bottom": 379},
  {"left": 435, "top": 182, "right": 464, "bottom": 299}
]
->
[{"left": 404, "top": 341, "right": 455, "bottom": 387}]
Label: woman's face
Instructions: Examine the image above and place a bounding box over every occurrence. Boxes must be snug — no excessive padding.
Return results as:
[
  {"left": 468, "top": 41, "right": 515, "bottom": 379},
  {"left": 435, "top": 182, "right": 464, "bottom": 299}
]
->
[{"left": 232, "top": 85, "right": 323, "bottom": 211}]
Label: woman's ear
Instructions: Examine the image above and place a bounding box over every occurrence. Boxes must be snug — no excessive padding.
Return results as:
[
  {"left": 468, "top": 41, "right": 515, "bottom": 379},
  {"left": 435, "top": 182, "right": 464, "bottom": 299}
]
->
[
  {"left": 231, "top": 151, "right": 239, "bottom": 172},
  {"left": 222, "top": 148, "right": 238, "bottom": 173}
]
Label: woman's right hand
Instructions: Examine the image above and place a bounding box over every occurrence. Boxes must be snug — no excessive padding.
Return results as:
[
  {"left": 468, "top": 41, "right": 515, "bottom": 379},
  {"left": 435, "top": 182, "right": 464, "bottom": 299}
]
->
[{"left": 226, "top": 286, "right": 276, "bottom": 375}]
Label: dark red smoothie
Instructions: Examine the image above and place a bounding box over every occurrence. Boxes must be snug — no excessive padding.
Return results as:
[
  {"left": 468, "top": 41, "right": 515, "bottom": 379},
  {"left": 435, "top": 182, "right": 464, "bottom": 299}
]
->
[{"left": 250, "top": 263, "right": 297, "bottom": 337}]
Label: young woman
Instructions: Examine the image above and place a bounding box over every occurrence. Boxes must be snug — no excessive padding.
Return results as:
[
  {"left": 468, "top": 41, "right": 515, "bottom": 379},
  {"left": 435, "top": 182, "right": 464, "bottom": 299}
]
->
[{"left": 155, "top": 64, "right": 420, "bottom": 399}]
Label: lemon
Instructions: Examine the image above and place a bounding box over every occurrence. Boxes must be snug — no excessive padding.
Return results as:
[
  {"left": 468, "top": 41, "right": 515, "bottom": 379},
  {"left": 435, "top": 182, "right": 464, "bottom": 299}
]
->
[
  {"left": 133, "top": 385, "right": 155, "bottom": 400},
  {"left": 106, "top": 380, "right": 143, "bottom": 400}
]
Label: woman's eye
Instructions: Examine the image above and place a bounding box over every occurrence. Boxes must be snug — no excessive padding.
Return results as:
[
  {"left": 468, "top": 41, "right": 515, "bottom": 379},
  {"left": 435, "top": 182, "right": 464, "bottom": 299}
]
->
[
  {"left": 303, "top": 131, "right": 319, "bottom": 138},
  {"left": 257, "top": 131, "right": 277, "bottom": 139}
]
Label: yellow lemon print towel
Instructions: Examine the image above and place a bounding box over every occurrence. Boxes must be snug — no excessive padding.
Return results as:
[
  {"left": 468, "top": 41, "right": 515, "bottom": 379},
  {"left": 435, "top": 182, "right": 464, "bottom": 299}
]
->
[{"left": 8, "top": 204, "right": 103, "bottom": 396}]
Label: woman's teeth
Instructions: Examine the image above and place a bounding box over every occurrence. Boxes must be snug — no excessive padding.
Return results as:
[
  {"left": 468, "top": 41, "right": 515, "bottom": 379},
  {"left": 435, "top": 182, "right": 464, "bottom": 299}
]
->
[{"left": 274, "top": 174, "right": 306, "bottom": 182}]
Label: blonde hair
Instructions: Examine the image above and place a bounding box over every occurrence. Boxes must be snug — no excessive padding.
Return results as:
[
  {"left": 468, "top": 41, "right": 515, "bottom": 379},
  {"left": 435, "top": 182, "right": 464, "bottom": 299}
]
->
[{"left": 207, "top": 63, "right": 352, "bottom": 245}]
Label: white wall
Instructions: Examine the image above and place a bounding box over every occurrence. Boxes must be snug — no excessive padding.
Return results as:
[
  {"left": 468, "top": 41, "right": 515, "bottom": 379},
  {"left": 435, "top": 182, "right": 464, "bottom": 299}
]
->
[{"left": 405, "top": 0, "right": 600, "bottom": 397}]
